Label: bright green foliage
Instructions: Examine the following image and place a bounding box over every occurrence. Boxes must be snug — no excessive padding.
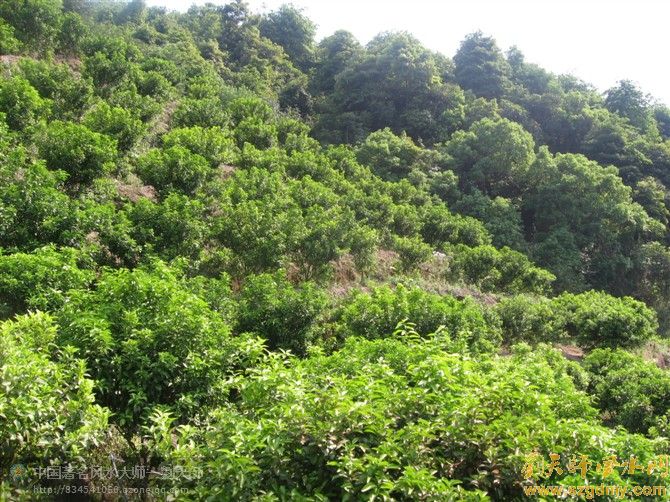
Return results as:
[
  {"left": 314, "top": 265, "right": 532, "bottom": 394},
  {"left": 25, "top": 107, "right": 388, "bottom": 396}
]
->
[
  {"left": 311, "top": 30, "right": 362, "bottom": 95},
  {"left": 454, "top": 32, "right": 511, "bottom": 99},
  {"left": 136, "top": 145, "right": 210, "bottom": 196},
  {"left": 584, "top": 349, "right": 670, "bottom": 434},
  {"left": 420, "top": 204, "right": 491, "bottom": 248},
  {"left": 83, "top": 101, "right": 145, "bottom": 152},
  {"left": 0, "top": 19, "right": 21, "bottom": 54},
  {"left": 453, "top": 190, "right": 526, "bottom": 250},
  {"left": 127, "top": 194, "right": 208, "bottom": 260},
  {"left": 151, "top": 338, "right": 662, "bottom": 500},
  {"left": 259, "top": 4, "right": 316, "bottom": 72},
  {"left": 162, "top": 125, "right": 238, "bottom": 167},
  {"left": 550, "top": 291, "right": 657, "bottom": 349},
  {"left": 391, "top": 235, "right": 432, "bottom": 271},
  {"left": 496, "top": 290, "right": 657, "bottom": 349},
  {"left": 36, "top": 120, "right": 117, "bottom": 184},
  {"left": 18, "top": 58, "right": 93, "bottom": 120},
  {"left": 0, "top": 246, "right": 92, "bottom": 317},
  {"left": 330, "top": 284, "right": 499, "bottom": 351},
  {"left": 3, "top": 5, "right": 670, "bottom": 498},
  {"left": 445, "top": 117, "right": 535, "bottom": 196},
  {"left": 55, "top": 263, "right": 264, "bottom": 429},
  {"left": 356, "top": 128, "right": 431, "bottom": 181},
  {"left": 633, "top": 176, "right": 669, "bottom": 227},
  {"left": 0, "top": 150, "right": 76, "bottom": 251},
  {"left": 0, "top": 0, "right": 62, "bottom": 49},
  {"left": 605, "top": 80, "right": 654, "bottom": 133},
  {"left": 495, "top": 294, "right": 554, "bottom": 345},
  {"left": 446, "top": 244, "right": 555, "bottom": 294},
  {"left": 57, "top": 11, "right": 87, "bottom": 54},
  {"left": 634, "top": 242, "right": 670, "bottom": 334},
  {"left": 315, "top": 32, "right": 460, "bottom": 144},
  {"left": 0, "top": 312, "right": 109, "bottom": 471},
  {"left": 523, "top": 149, "right": 662, "bottom": 292},
  {"left": 236, "top": 270, "right": 327, "bottom": 355},
  {"left": 0, "top": 76, "right": 49, "bottom": 130},
  {"left": 82, "top": 35, "right": 140, "bottom": 89}
]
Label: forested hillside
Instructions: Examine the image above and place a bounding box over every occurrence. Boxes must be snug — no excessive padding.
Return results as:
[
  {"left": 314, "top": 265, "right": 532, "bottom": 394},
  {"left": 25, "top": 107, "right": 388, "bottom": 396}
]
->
[{"left": 2, "top": 1, "right": 670, "bottom": 500}]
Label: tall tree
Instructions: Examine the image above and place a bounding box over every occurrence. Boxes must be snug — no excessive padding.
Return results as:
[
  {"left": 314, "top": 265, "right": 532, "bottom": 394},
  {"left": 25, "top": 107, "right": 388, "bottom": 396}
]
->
[
  {"left": 259, "top": 4, "right": 316, "bottom": 72},
  {"left": 454, "top": 31, "right": 511, "bottom": 99}
]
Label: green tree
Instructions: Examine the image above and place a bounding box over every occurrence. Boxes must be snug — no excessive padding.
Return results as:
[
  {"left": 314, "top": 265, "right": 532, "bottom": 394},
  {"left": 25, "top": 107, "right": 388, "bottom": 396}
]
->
[
  {"left": 0, "top": 19, "right": 21, "bottom": 54},
  {"left": 453, "top": 32, "right": 511, "bottom": 99},
  {"left": 259, "top": 4, "right": 316, "bottom": 71},
  {"left": 0, "top": 246, "right": 92, "bottom": 317},
  {"left": 0, "top": 0, "right": 63, "bottom": 49},
  {"left": 55, "top": 263, "right": 263, "bottom": 429},
  {"left": 83, "top": 101, "right": 145, "bottom": 152},
  {"left": 311, "top": 30, "right": 362, "bottom": 95},
  {"left": 605, "top": 80, "right": 654, "bottom": 133},
  {"left": 0, "top": 76, "right": 49, "bottom": 131},
  {"left": 236, "top": 270, "right": 327, "bottom": 355},
  {"left": 444, "top": 117, "right": 535, "bottom": 196},
  {"left": 136, "top": 146, "right": 211, "bottom": 196},
  {"left": 36, "top": 120, "right": 117, "bottom": 185},
  {"left": 0, "top": 312, "right": 109, "bottom": 472},
  {"left": 356, "top": 128, "right": 430, "bottom": 181}
]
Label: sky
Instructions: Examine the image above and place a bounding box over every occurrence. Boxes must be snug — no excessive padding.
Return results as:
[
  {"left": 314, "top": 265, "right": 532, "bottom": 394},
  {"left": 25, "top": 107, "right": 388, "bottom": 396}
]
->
[{"left": 145, "top": 0, "right": 670, "bottom": 106}]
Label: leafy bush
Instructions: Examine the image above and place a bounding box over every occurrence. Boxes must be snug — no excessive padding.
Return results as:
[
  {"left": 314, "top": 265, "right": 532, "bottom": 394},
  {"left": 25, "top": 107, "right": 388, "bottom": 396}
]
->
[
  {"left": 0, "top": 76, "right": 49, "bottom": 130},
  {"left": 150, "top": 338, "right": 662, "bottom": 500},
  {"left": 421, "top": 204, "right": 491, "bottom": 248},
  {"left": 0, "top": 150, "right": 76, "bottom": 251},
  {"left": 391, "top": 234, "right": 432, "bottom": 272},
  {"left": 496, "top": 291, "right": 658, "bottom": 349},
  {"left": 18, "top": 58, "right": 93, "bottom": 120},
  {"left": 0, "top": 19, "right": 21, "bottom": 54},
  {"left": 446, "top": 244, "right": 555, "bottom": 294},
  {"left": 162, "top": 125, "right": 238, "bottom": 167},
  {"left": 126, "top": 193, "right": 209, "bottom": 260},
  {"left": 0, "top": 246, "right": 93, "bottom": 317},
  {"left": 356, "top": 128, "right": 431, "bottom": 181},
  {"left": 551, "top": 291, "right": 657, "bottom": 349},
  {"left": 583, "top": 348, "right": 670, "bottom": 434},
  {"left": 36, "top": 120, "right": 117, "bottom": 184},
  {"left": 236, "top": 270, "right": 328, "bottom": 356},
  {"left": 136, "top": 146, "right": 211, "bottom": 196},
  {"left": 331, "top": 284, "right": 500, "bottom": 351},
  {"left": 83, "top": 101, "right": 145, "bottom": 152},
  {"left": 495, "top": 294, "right": 554, "bottom": 345},
  {"left": 0, "top": 313, "right": 109, "bottom": 471},
  {"left": 55, "top": 262, "right": 264, "bottom": 429}
]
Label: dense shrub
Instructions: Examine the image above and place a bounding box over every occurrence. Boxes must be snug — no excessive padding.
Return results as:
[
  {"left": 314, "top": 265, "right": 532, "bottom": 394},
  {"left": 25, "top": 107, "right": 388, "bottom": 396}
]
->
[
  {"left": 162, "top": 125, "right": 238, "bottom": 167},
  {"left": 0, "top": 150, "right": 77, "bottom": 251},
  {"left": 18, "top": 58, "right": 94, "bottom": 120},
  {"left": 446, "top": 244, "right": 555, "bottom": 294},
  {"left": 55, "top": 263, "right": 264, "bottom": 429},
  {"left": 150, "top": 339, "right": 662, "bottom": 500},
  {"left": 495, "top": 294, "right": 554, "bottom": 345},
  {"left": 0, "top": 76, "right": 48, "bottom": 130},
  {"left": 0, "top": 313, "right": 109, "bottom": 471},
  {"left": 496, "top": 290, "right": 658, "bottom": 349},
  {"left": 136, "top": 146, "right": 211, "bottom": 196},
  {"left": 331, "top": 284, "right": 500, "bottom": 351},
  {"left": 551, "top": 291, "right": 657, "bottom": 349},
  {"left": 236, "top": 270, "right": 328, "bottom": 356},
  {"left": 583, "top": 348, "right": 670, "bottom": 434},
  {"left": 36, "top": 120, "right": 117, "bottom": 184},
  {"left": 0, "top": 246, "right": 93, "bottom": 317},
  {"left": 83, "top": 101, "right": 145, "bottom": 152}
]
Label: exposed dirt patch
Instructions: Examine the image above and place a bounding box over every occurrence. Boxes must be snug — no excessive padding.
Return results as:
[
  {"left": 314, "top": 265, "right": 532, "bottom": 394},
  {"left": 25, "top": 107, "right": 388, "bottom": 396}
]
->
[
  {"left": 556, "top": 344, "right": 585, "bottom": 361},
  {"left": 115, "top": 175, "right": 158, "bottom": 203}
]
